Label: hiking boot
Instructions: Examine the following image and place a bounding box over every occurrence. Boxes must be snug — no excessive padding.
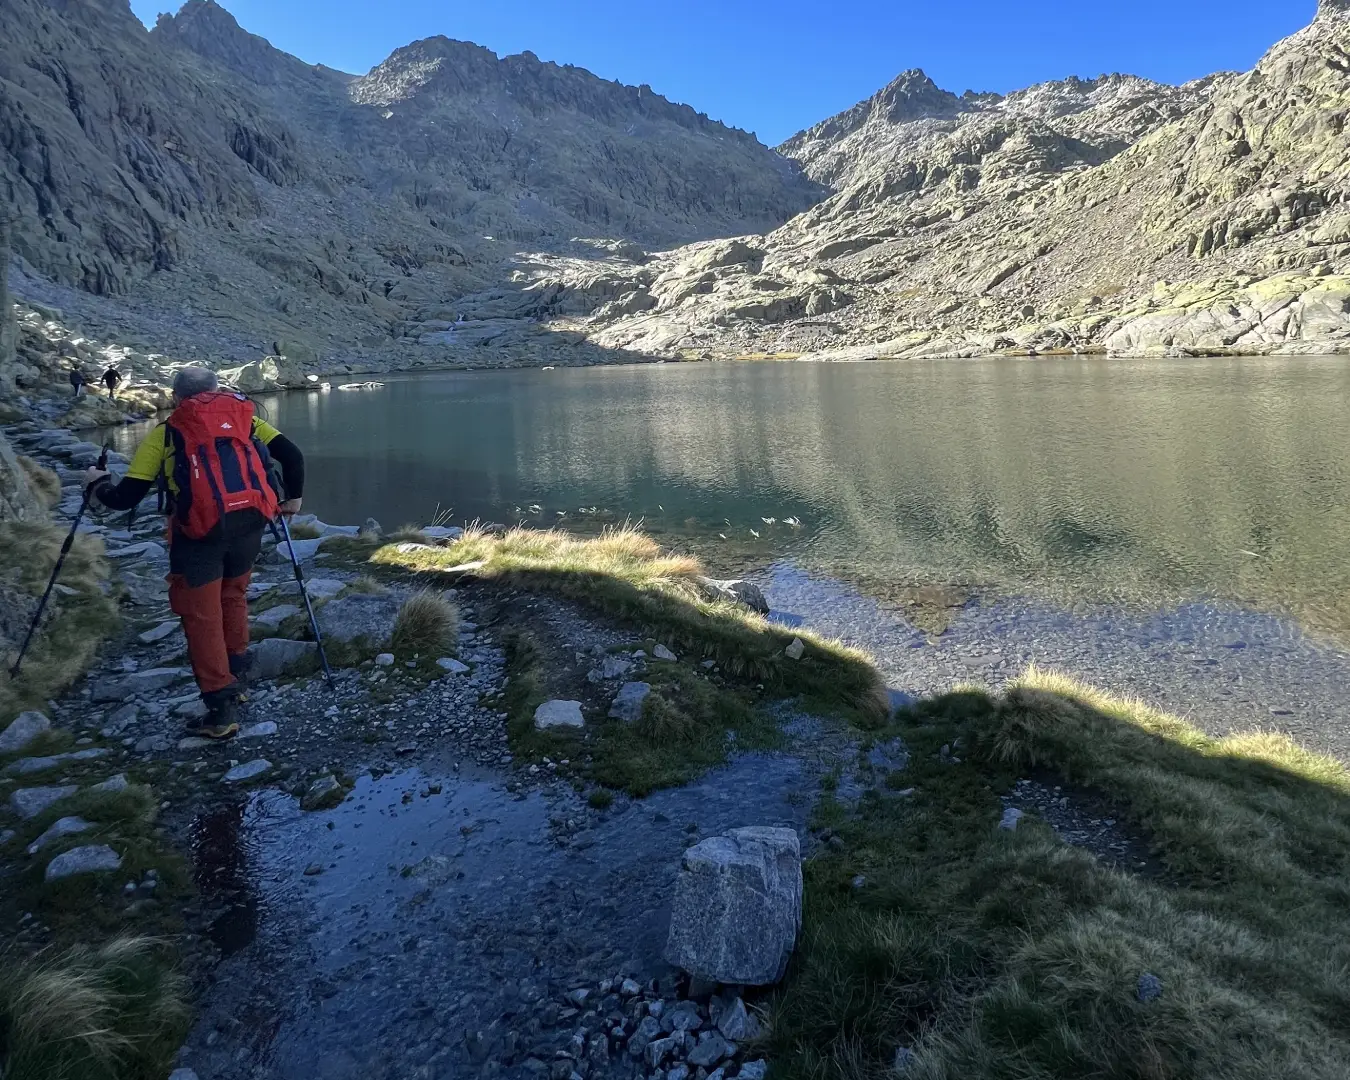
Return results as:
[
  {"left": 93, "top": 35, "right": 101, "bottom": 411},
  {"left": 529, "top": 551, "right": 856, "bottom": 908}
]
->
[
  {"left": 187, "top": 694, "right": 241, "bottom": 741},
  {"left": 228, "top": 652, "right": 254, "bottom": 703}
]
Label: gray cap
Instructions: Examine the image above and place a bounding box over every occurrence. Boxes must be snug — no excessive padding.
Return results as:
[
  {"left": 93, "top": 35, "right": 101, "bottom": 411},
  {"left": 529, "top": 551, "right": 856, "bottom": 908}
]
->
[{"left": 171, "top": 366, "right": 219, "bottom": 400}]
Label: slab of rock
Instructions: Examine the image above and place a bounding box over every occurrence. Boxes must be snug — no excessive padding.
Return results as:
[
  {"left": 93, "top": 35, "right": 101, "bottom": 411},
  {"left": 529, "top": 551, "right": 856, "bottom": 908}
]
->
[
  {"left": 609, "top": 682, "right": 652, "bottom": 723},
  {"left": 274, "top": 537, "right": 322, "bottom": 562},
  {"left": 653, "top": 644, "right": 678, "bottom": 661},
  {"left": 10, "top": 785, "right": 79, "bottom": 819},
  {"left": 664, "top": 826, "right": 803, "bottom": 985},
  {"left": 250, "top": 638, "right": 319, "bottom": 679},
  {"left": 137, "top": 621, "right": 180, "bottom": 644},
  {"left": 534, "top": 700, "right": 585, "bottom": 730},
  {"left": 700, "top": 578, "right": 770, "bottom": 615},
  {"left": 253, "top": 604, "right": 301, "bottom": 631},
  {"left": 27, "top": 816, "right": 93, "bottom": 855},
  {"left": 436, "top": 657, "right": 470, "bottom": 675},
  {"left": 106, "top": 541, "right": 166, "bottom": 560},
  {"left": 5, "top": 747, "right": 109, "bottom": 776},
  {"left": 90, "top": 774, "right": 129, "bottom": 794},
  {"left": 100, "top": 703, "right": 139, "bottom": 736},
  {"left": 0, "top": 711, "right": 50, "bottom": 753},
  {"left": 238, "top": 721, "right": 278, "bottom": 739},
  {"left": 315, "top": 593, "right": 399, "bottom": 645},
  {"left": 45, "top": 844, "right": 122, "bottom": 882},
  {"left": 222, "top": 759, "right": 271, "bottom": 783},
  {"left": 92, "top": 667, "right": 190, "bottom": 701},
  {"left": 587, "top": 654, "right": 635, "bottom": 683}
]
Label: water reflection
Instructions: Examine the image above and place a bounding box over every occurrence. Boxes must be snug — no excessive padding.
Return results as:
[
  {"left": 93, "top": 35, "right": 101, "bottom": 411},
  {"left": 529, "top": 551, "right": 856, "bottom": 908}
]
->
[{"left": 106, "top": 357, "right": 1350, "bottom": 634}]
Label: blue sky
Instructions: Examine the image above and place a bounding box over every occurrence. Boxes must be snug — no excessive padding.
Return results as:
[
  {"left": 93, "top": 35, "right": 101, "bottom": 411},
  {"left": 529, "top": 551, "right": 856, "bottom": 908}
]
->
[{"left": 131, "top": 1, "right": 1316, "bottom": 145}]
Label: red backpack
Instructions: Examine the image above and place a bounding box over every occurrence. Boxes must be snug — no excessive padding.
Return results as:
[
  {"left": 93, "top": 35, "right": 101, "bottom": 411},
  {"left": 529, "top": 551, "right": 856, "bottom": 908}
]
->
[{"left": 164, "top": 392, "right": 280, "bottom": 539}]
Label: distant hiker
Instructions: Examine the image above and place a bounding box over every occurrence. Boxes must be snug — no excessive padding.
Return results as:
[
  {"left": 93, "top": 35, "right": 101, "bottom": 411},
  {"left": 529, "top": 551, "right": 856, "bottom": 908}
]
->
[
  {"left": 84, "top": 367, "right": 306, "bottom": 740},
  {"left": 69, "top": 366, "right": 84, "bottom": 398},
  {"left": 102, "top": 365, "right": 122, "bottom": 399}
]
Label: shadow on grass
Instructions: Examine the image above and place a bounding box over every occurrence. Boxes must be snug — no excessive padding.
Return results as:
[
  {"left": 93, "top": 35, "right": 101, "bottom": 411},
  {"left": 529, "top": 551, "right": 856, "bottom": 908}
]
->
[{"left": 770, "top": 668, "right": 1350, "bottom": 1079}]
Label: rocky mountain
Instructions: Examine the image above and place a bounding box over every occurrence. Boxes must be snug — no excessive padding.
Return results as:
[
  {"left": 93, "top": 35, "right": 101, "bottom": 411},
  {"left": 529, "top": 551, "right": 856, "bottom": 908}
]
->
[
  {"left": 0, "top": 0, "right": 819, "bottom": 374},
  {"left": 561, "top": 1, "right": 1350, "bottom": 361}
]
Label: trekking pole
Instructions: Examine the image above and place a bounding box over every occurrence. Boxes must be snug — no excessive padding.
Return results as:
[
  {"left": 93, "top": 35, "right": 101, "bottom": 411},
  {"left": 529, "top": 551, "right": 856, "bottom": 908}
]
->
[
  {"left": 9, "top": 445, "right": 109, "bottom": 678},
  {"left": 268, "top": 515, "right": 336, "bottom": 690}
]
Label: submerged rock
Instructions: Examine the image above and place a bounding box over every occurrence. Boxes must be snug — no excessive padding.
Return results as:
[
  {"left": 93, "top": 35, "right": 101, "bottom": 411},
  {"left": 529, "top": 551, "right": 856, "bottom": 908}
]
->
[
  {"left": 699, "top": 578, "right": 770, "bottom": 615},
  {"left": 301, "top": 774, "right": 345, "bottom": 811},
  {"left": 664, "top": 826, "right": 803, "bottom": 985}
]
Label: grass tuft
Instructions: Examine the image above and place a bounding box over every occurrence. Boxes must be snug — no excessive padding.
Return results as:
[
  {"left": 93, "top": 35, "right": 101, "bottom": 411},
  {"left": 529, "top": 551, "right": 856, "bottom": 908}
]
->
[
  {"left": 0, "top": 937, "right": 189, "bottom": 1080},
  {"left": 388, "top": 524, "right": 431, "bottom": 545},
  {"left": 17, "top": 457, "right": 62, "bottom": 509},
  {"left": 372, "top": 525, "right": 887, "bottom": 725},
  {"left": 769, "top": 669, "right": 1350, "bottom": 1080},
  {"left": 389, "top": 590, "right": 459, "bottom": 658},
  {"left": 0, "top": 522, "right": 119, "bottom": 723}
]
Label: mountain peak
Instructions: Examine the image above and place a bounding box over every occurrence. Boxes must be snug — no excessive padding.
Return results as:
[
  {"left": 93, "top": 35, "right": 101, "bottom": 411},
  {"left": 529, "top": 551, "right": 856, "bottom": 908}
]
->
[{"left": 152, "top": 0, "right": 334, "bottom": 83}]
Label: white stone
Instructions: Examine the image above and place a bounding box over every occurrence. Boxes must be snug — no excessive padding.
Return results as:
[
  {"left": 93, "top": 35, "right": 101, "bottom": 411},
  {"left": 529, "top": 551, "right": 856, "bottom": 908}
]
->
[
  {"left": 0, "top": 711, "right": 51, "bottom": 754},
  {"left": 222, "top": 759, "right": 272, "bottom": 783},
  {"left": 436, "top": 657, "right": 471, "bottom": 675},
  {"left": 784, "top": 637, "right": 805, "bottom": 661},
  {"left": 999, "top": 807, "right": 1025, "bottom": 831},
  {"left": 9, "top": 785, "right": 79, "bottom": 819},
  {"left": 238, "top": 721, "right": 278, "bottom": 739},
  {"left": 653, "top": 644, "right": 678, "bottom": 662},
  {"left": 534, "top": 700, "right": 585, "bottom": 730},
  {"left": 45, "top": 844, "right": 122, "bottom": 882},
  {"left": 27, "top": 816, "right": 93, "bottom": 855},
  {"left": 374, "top": 653, "right": 395, "bottom": 667},
  {"left": 276, "top": 537, "right": 323, "bottom": 562}
]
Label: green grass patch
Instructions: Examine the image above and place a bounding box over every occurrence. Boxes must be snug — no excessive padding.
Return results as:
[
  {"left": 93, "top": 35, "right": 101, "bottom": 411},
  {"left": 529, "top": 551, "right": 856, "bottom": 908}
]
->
[
  {"left": 0, "top": 936, "right": 190, "bottom": 1080},
  {"left": 501, "top": 629, "right": 782, "bottom": 797},
  {"left": 769, "top": 667, "right": 1350, "bottom": 1079},
  {"left": 1, "top": 522, "right": 120, "bottom": 724},
  {"left": 370, "top": 525, "right": 888, "bottom": 725}
]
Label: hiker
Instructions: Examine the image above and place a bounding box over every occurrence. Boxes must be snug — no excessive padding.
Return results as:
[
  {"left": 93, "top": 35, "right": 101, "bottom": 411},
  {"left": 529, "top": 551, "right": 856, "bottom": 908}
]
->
[
  {"left": 69, "top": 366, "right": 84, "bottom": 398},
  {"left": 102, "top": 365, "right": 122, "bottom": 399},
  {"left": 84, "top": 367, "right": 305, "bottom": 739}
]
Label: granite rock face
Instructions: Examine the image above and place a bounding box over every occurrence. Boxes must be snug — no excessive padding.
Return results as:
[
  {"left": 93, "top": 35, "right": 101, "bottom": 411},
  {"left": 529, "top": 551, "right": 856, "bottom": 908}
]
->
[{"left": 664, "top": 826, "right": 803, "bottom": 986}]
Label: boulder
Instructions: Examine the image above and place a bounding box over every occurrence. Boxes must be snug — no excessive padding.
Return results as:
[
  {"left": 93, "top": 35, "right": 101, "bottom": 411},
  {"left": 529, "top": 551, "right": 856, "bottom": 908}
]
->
[
  {"left": 315, "top": 592, "right": 399, "bottom": 645},
  {"left": 45, "top": 844, "right": 122, "bottom": 882},
  {"left": 699, "top": 578, "right": 770, "bottom": 615},
  {"left": 0, "top": 710, "right": 50, "bottom": 754},
  {"left": 534, "top": 700, "right": 585, "bottom": 730},
  {"left": 253, "top": 604, "right": 301, "bottom": 631},
  {"left": 664, "top": 826, "right": 803, "bottom": 985},
  {"left": 609, "top": 682, "right": 652, "bottom": 723},
  {"left": 249, "top": 637, "right": 319, "bottom": 679}
]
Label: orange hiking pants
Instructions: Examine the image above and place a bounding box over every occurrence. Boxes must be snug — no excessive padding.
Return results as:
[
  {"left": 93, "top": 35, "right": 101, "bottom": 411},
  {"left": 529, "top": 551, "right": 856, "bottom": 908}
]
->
[{"left": 167, "top": 509, "right": 265, "bottom": 702}]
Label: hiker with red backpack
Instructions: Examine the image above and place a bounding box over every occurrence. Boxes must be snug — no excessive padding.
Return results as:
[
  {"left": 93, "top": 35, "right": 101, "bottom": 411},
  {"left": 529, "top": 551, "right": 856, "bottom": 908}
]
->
[{"left": 84, "top": 366, "right": 305, "bottom": 739}]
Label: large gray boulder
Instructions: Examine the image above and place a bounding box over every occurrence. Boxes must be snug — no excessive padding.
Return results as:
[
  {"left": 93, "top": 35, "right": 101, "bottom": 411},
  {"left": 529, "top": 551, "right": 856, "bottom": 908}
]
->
[{"left": 664, "top": 826, "right": 803, "bottom": 985}]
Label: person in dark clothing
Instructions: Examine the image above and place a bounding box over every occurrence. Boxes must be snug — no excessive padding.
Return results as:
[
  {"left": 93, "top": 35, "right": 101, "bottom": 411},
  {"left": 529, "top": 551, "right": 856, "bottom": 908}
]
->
[
  {"left": 102, "top": 366, "right": 122, "bottom": 399},
  {"left": 84, "top": 367, "right": 305, "bottom": 739},
  {"left": 69, "top": 366, "right": 84, "bottom": 398}
]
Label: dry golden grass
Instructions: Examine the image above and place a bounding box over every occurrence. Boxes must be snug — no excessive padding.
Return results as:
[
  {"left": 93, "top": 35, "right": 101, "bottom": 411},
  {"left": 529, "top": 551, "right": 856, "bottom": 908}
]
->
[
  {"left": 373, "top": 524, "right": 888, "bottom": 724},
  {"left": 389, "top": 590, "right": 459, "bottom": 657},
  {"left": 0, "top": 937, "right": 189, "bottom": 1080},
  {"left": 17, "top": 456, "right": 62, "bottom": 508}
]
